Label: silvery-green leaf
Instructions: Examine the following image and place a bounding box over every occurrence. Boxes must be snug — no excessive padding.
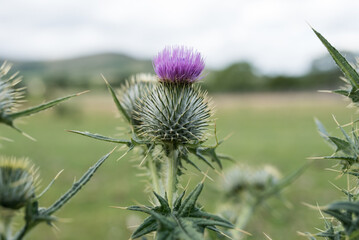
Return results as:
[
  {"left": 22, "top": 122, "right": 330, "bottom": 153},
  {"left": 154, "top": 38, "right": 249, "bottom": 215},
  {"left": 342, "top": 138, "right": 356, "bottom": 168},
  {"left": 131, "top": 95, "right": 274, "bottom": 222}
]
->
[
  {"left": 68, "top": 130, "right": 132, "bottom": 146},
  {"left": 128, "top": 184, "right": 233, "bottom": 239},
  {"left": 102, "top": 76, "right": 131, "bottom": 123},
  {"left": 328, "top": 137, "right": 351, "bottom": 154},
  {"left": 312, "top": 28, "right": 359, "bottom": 90},
  {"left": 8, "top": 92, "right": 85, "bottom": 120}
]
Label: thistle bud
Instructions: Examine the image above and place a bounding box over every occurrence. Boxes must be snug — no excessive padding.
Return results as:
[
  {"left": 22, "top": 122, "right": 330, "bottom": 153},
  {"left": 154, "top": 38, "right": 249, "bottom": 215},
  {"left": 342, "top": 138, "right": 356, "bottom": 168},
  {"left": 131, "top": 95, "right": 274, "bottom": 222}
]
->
[
  {"left": 0, "top": 157, "right": 38, "bottom": 210},
  {"left": 136, "top": 46, "right": 211, "bottom": 145},
  {"left": 0, "top": 62, "right": 24, "bottom": 124},
  {"left": 119, "top": 74, "right": 156, "bottom": 128}
]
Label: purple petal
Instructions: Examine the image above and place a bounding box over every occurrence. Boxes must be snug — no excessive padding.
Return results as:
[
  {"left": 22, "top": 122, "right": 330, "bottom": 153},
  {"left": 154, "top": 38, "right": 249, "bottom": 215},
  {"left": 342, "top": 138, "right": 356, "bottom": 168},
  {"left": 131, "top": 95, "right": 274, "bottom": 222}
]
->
[{"left": 153, "top": 46, "right": 205, "bottom": 83}]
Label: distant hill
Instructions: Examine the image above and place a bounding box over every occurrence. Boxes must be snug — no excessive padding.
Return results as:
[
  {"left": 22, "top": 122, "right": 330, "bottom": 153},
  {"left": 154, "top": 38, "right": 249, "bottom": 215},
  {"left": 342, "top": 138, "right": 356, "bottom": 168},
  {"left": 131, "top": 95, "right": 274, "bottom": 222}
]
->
[
  {"left": 1, "top": 53, "right": 154, "bottom": 87},
  {"left": 2, "top": 50, "right": 358, "bottom": 92}
]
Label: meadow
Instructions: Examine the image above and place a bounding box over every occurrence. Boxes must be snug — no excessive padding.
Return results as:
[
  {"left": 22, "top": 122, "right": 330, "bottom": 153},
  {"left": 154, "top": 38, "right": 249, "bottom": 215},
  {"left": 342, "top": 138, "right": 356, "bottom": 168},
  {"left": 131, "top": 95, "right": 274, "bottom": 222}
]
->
[{"left": 0, "top": 91, "right": 355, "bottom": 240}]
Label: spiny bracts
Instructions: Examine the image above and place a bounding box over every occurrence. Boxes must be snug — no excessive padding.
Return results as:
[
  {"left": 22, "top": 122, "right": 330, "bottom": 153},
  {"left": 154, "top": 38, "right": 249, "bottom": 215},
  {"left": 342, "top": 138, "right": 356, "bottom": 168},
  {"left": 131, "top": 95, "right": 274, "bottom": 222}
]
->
[
  {"left": 135, "top": 83, "right": 211, "bottom": 145},
  {"left": 0, "top": 157, "right": 38, "bottom": 210}
]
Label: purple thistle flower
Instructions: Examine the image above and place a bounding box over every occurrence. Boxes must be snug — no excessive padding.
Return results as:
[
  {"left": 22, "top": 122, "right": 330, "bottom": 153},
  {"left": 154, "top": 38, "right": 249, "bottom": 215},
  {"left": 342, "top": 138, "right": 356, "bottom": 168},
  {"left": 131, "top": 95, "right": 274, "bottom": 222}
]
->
[{"left": 153, "top": 46, "right": 205, "bottom": 83}]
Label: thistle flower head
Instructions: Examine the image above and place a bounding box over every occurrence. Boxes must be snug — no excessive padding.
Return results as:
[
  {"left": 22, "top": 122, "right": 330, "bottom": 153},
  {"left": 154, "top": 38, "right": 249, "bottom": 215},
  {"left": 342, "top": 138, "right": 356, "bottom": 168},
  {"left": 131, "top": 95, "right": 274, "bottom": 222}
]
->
[
  {"left": 153, "top": 46, "right": 205, "bottom": 83},
  {"left": 0, "top": 157, "right": 39, "bottom": 210},
  {"left": 135, "top": 83, "right": 211, "bottom": 145},
  {"left": 119, "top": 74, "right": 156, "bottom": 128},
  {"left": 0, "top": 62, "right": 25, "bottom": 119}
]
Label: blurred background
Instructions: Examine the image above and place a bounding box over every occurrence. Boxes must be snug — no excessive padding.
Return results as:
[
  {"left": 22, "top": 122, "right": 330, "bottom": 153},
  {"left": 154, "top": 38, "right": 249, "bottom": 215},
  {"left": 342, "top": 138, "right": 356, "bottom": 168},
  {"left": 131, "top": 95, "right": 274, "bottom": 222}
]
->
[{"left": 1, "top": 0, "right": 359, "bottom": 239}]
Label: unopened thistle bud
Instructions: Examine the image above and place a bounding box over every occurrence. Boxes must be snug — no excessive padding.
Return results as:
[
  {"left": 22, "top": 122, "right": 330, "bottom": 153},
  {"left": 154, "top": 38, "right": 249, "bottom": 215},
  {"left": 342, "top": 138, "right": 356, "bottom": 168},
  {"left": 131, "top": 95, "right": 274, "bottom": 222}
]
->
[
  {"left": 136, "top": 46, "right": 211, "bottom": 145},
  {"left": 0, "top": 157, "right": 38, "bottom": 210},
  {"left": 0, "top": 62, "right": 24, "bottom": 124},
  {"left": 119, "top": 74, "right": 156, "bottom": 129}
]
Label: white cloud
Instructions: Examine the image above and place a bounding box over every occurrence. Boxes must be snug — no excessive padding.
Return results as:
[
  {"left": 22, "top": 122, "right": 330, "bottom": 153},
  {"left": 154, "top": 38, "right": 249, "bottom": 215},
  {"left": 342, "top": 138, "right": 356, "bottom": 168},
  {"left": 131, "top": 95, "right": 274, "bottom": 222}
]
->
[{"left": 1, "top": 0, "right": 359, "bottom": 74}]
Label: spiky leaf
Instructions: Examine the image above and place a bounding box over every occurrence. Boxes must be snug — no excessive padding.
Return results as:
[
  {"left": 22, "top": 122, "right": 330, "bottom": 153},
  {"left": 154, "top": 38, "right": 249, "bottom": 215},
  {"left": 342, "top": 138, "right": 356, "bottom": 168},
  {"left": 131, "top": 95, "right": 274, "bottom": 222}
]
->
[
  {"left": 128, "top": 183, "right": 234, "bottom": 239},
  {"left": 313, "top": 28, "right": 359, "bottom": 91}
]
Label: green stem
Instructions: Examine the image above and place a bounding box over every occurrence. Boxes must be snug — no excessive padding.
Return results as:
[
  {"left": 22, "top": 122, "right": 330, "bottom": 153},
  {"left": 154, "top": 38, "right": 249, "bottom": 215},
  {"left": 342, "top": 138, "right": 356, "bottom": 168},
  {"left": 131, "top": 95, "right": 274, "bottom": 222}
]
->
[
  {"left": 232, "top": 194, "right": 257, "bottom": 239},
  {"left": 1, "top": 211, "right": 14, "bottom": 240},
  {"left": 166, "top": 146, "right": 179, "bottom": 209},
  {"left": 235, "top": 203, "right": 255, "bottom": 232}
]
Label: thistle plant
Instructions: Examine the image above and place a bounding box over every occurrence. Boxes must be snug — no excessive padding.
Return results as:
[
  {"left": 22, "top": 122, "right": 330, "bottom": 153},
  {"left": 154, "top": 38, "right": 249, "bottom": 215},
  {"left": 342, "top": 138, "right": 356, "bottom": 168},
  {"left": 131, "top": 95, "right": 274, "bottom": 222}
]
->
[
  {"left": 303, "top": 29, "right": 359, "bottom": 239},
  {"left": 70, "top": 46, "right": 233, "bottom": 239},
  {"left": 207, "top": 163, "right": 305, "bottom": 240}
]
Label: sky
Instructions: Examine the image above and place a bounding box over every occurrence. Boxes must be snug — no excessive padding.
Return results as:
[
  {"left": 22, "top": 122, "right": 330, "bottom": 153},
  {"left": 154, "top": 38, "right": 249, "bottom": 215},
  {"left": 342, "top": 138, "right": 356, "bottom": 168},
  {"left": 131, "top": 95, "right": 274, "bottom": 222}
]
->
[{"left": 1, "top": 0, "right": 359, "bottom": 75}]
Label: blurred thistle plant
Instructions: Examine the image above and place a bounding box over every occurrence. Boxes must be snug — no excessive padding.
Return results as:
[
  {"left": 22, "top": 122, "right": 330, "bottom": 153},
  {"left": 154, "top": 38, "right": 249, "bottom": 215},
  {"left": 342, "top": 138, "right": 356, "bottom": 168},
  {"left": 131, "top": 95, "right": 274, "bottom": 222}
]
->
[
  {"left": 303, "top": 28, "right": 359, "bottom": 240},
  {"left": 223, "top": 164, "right": 281, "bottom": 198},
  {"left": 0, "top": 61, "right": 85, "bottom": 140},
  {"left": 70, "top": 46, "right": 233, "bottom": 239},
  {"left": 0, "top": 151, "right": 113, "bottom": 240},
  {"left": 211, "top": 163, "right": 305, "bottom": 240}
]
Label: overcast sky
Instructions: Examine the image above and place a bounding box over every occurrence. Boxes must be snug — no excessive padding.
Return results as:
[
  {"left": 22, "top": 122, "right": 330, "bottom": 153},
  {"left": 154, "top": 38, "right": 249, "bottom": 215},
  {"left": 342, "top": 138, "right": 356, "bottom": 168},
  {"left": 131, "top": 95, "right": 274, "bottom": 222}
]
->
[{"left": 1, "top": 0, "right": 359, "bottom": 75}]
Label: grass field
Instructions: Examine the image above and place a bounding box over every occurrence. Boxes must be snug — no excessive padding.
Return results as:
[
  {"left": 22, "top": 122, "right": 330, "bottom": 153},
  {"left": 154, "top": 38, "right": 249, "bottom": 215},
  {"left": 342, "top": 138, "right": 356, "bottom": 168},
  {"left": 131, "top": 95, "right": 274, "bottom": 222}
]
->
[{"left": 0, "top": 91, "right": 356, "bottom": 240}]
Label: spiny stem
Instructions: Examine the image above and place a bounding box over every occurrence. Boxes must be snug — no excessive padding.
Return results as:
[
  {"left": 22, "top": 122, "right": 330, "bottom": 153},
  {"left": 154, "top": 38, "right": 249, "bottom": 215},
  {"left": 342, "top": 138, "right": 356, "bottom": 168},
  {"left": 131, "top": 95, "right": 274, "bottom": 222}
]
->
[
  {"left": 235, "top": 203, "right": 255, "bottom": 233},
  {"left": 3, "top": 213, "right": 14, "bottom": 240},
  {"left": 148, "top": 155, "right": 161, "bottom": 196},
  {"left": 166, "top": 145, "right": 179, "bottom": 209},
  {"left": 233, "top": 194, "right": 257, "bottom": 239}
]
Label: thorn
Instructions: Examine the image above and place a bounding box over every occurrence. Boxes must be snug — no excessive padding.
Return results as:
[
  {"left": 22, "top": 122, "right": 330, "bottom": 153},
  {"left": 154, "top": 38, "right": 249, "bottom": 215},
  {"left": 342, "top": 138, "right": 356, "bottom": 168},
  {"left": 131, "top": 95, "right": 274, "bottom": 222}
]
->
[
  {"left": 301, "top": 202, "right": 325, "bottom": 210},
  {"left": 0, "top": 136, "right": 13, "bottom": 142},
  {"left": 200, "top": 170, "right": 209, "bottom": 184},
  {"left": 332, "top": 115, "right": 340, "bottom": 127},
  {"left": 297, "top": 231, "right": 313, "bottom": 237},
  {"left": 214, "top": 168, "right": 226, "bottom": 180},
  {"left": 324, "top": 168, "right": 341, "bottom": 173},
  {"left": 223, "top": 132, "right": 234, "bottom": 142},
  {"left": 263, "top": 232, "right": 273, "bottom": 240},
  {"left": 117, "top": 148, "right": 131, "bottom": 161},
  {"left": 217, "top": 230, "right": 234, "bottom": 239},
  {"left": 306, "top": 21, "right": 313, "bottom": 29},
  {"left": 328, "top": 181, "right": 342, "bottom": 192},
  {"left": 110, "top": 206, "right": 128, "bottom": 210},
  {"left": 76, "top": 90, "right": 90, "bottom": 96},
  {"left": 55, "top": 169, "right": 64, "bottom": 180},
  {"left": 127, "top": 224, "right": 140, "bottom": 229},
  {"left": 139, "top": 151, "right": 150, "bottom": 167},
  {"left": 101, "top": 74, "right": 109, "bottom": 84},
  {"left": 306, "top": 156, "right": 324, "bottom": 160},
  {"left": 109, "top": 146, "right": 118, "bottom": 154},
  {"left": 184, "top": 178, "right": 191, "bottom": 191},
  {"left": 342, "top": 121, "right": 354, "bottom": 127},
  {"left": 235, "top": 228, "right": 252, "bottom": 236},
  {"left": 19, "top": 129, "right": 36, "bottom": 141},
  {"left": 56, "top": 217, "right": 73, "bottom": 223},
  {"left": 200, "top": 169, "right": 214, "bottom": 182},
  {"left": 50, "top": 222, "right": 61, "bottom": 232}
]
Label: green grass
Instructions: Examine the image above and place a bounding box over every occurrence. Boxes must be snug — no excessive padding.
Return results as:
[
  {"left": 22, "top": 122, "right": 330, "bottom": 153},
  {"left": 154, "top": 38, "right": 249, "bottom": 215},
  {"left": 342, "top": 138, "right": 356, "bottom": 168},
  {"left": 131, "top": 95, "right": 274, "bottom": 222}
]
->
[{"left": 0, "top": 92, "right": 356, "bottom": 240}]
